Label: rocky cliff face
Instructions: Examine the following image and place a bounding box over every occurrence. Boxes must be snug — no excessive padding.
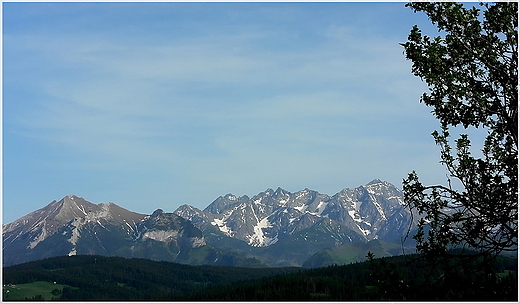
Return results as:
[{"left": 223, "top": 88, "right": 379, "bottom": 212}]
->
[
  {"left": 174, "top": 179, "right": 416, "bottom": 266},
  {"left": 175, "top": 179, "right": 413, "bottom": 248}
]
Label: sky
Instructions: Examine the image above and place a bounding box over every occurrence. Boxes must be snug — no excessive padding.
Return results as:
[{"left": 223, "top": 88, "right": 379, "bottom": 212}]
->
[{"left": 3, "top": 2, "right": 457, "bottom": 223}]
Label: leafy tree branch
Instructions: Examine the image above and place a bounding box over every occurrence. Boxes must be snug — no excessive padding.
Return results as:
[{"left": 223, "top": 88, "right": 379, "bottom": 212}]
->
[{"left": 401, "top": 1, "right": 517, "bottom": 269}]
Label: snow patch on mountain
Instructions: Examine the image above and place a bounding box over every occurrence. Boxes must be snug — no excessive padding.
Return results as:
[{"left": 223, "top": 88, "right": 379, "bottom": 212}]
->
[
  {"left": 247, "top": 217, "right": 276, "bottom": 247},
  {"left": 294, "top": 204, "right": 307, "bottom": 213},
  {"left": 28, "top": 228, "right": 47, "bottom": 249},
  {"left": 142, "top": 229, "right": 179, "bottom": 242},
  {"left": 174, "top": 179, "right": 414, "bottom": 249},
  {"left": 68, "top": 218, "right": 82, "bottom": 246},
  {"left": 349, "top": 209, "right": 371, "bottom": 236},
  {"left": 311, "top": 201, "right": 328, "bottom": 216},
  {"left": 189, "top": 236, "right": 207, "bottom": 248},
  {"left": 211, "top": 218, "right": 231, "bottom": 235}
]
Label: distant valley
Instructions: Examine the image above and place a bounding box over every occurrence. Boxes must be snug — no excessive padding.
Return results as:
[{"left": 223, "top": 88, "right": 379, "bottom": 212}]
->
[{"left": 3, "top": 179, "right": 418, "bottom": 267}]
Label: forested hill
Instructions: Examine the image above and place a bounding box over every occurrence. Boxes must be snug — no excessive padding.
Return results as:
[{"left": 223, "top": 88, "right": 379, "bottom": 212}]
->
[
  {"left": 3, "top": 253, "right": 517, "bottom": 301},
  {"left": 2, "top": 255, "right": 298, "bottom": 301}
]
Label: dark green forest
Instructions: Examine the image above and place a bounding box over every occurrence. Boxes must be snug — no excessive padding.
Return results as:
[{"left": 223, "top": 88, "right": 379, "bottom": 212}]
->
[
  {"left": 3, "top": 253, "right": 517, "bottom": 301},
  {"left": 2, "top": 255, "right": 297, "bottom": 301}
]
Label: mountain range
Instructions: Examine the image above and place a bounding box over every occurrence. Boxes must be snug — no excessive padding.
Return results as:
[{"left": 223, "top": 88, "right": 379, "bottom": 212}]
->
[{"left": 3, "top": 179, "right": 417, "bottom": 267}]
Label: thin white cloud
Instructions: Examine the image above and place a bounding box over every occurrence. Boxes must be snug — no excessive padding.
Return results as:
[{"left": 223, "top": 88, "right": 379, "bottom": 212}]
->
[
  {"left": 4, "top": 2, "right": 449, "bottom": 221},
  {"left": 13, "top": 25, "right": 436, "bottom": 179}
]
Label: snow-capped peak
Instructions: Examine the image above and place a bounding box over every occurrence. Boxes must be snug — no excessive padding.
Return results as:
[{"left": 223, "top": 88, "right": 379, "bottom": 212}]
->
[{"left": 174, "top": 180, "right": 412, "bottom": 248}]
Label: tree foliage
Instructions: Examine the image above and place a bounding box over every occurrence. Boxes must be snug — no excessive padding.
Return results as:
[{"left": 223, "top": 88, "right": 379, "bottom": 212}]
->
[
  {"left": 3, "top": 254, "right": 516, "bottom": 301},
  {"left": 401, "top": 1, "right": 517, "bottom": 265}
]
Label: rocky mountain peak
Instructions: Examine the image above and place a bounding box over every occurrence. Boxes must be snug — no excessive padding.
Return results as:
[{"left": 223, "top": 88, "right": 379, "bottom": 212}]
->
[
  {"left": 367, "top": 179, "right": 383, "bottom": 185},
  {"left": 273, "top": 187, "right": 290, "bottom": 197},
  {"left": 174, "top": 180, "right": 413, "bottom": 249},
  {"left": 151, "top": 209, "right": 164, "bottom": 217},
  {"left": 54, "top": 195, "right": 97, "bottom": 221},
  {"left": 64, "top": 194, "right": 82, "bottom": 201},
  {"left": 3, "top": 179, "right": 417, "bottom": 268},
  {"left": 364, "top": 179, "right": 393, "bottom": 191},
  {"left": 2, "top": 196, "right": 213, "bottom": 267},
  {"left": 203, "top": 193, "right": 250, "bottom": 214}
]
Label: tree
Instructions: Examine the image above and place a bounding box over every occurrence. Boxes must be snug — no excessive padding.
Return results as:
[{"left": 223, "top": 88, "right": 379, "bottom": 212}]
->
[{"left": 401, "top": 1, "right": 517, "bottom": 268}]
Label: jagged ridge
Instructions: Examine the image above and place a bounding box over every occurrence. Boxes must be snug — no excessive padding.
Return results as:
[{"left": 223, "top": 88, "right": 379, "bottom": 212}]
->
[
  {"left": 174, "top": 179, "right": 413, "bottom": 248},
  {"left": 3, "top": 179, "right": 417, "bottom": 267}
]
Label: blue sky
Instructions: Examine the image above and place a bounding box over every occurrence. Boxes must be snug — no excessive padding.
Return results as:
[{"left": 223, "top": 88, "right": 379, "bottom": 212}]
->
[{"left": 3, "top": 2, "right": 453, "bottom": 223}]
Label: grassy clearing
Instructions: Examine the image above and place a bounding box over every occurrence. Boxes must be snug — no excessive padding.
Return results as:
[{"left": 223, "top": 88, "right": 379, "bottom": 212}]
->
[
  {"left": 3, "top": 280, "right": 77, "bottom": 301},
  {"left": 497, "top": 269, "right": 516, "bottom": 279}
]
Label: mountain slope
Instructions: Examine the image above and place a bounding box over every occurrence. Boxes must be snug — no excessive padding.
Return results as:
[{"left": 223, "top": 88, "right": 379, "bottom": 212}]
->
[
  {"left": 174, "top": 179, "right": 415, "bottom": 266},
  {"left": 175, "top": 180, "right": 412, "bottom": 248},
  {"left": 3, "top": 179, "right": 416, "bottom": 267},
  {"left": 3, "top": 195, "right": 146, "bottom": 265},
  {"left": 2, "top": 196, "right": 221, "bottom": 267},
  {"left": 302, "top": 239, "right": 410, "bottom": 268}
]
